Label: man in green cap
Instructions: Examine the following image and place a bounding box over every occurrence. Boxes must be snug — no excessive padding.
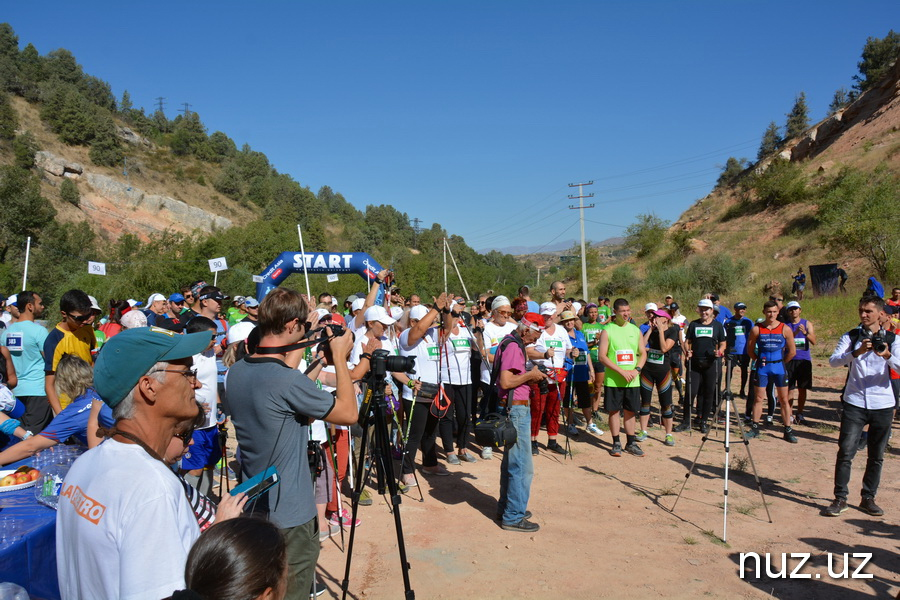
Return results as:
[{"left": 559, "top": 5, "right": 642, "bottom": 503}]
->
[{"left": 56, "top": 326, "right": 214, "bottom": 600}]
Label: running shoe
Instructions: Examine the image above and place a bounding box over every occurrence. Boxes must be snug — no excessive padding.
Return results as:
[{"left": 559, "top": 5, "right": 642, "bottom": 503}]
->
[
  {"left": 587, "top": 423, "right": 603, "bottom": 435},
  {"left": 635, "top": 430, "right": 648, "bottom": 442},
  {"left": 481, "top": 447, "right": 493, "bottom": 460},
  {"left": 745, "top": 426, "right": 761, "bottom": 439},
  {"left": 783, "top": 427, "right": 798, "bottom": 444},
  {"left": 624, "top": 442, "right": 644, "bottom": 457},
  {"left": 531, "top": 441, "right": 540, "bottom": 455},
  {"left": 609, "top": 442, "right": 622, "bottom": 457},
  {"left": 447, "top": 454, "right": 461, "bottom": 465},
  {"left": 329, "top": 509, "right": 361, "bottom": 528},
  {"left": 664, "top": 433, "right": 675, "bottom": 447}
]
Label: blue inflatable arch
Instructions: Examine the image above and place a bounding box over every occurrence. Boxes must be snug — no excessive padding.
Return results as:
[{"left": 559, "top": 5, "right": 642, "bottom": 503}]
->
[{"left": 255, "top": 251, "right": 386, "bottom": 301}]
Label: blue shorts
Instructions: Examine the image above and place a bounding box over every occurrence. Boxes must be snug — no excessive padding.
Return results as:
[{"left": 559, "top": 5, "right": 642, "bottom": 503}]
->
[
  {"left": 181, "top": 426, "right": 222, "bottom": 470},
  {"left": 757, "top": 362, "right": 786, "bottom": 388}
]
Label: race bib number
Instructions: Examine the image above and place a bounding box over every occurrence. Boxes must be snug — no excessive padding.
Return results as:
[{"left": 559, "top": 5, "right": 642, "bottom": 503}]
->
[
  {"left": 426, "top": 344, "right": 440, "bottom": 361},
  {"left": 695, "top": 326, "right": 713, "bottom": 338},
  {"left": 574, "top": 353, "right": 587, "bottom": 365},
  {"left": 4, "top": 332, "right": 23, "bottom": 352},
  {"left": 615, "top": 349, "right": 635, "bottom": 367},
  {"left": 546, "top": 340, "right": 563, "bottom": 348},
  {"left": 794, "top": 338, "right": 806, "bottom": 349},
  {"left": 451, "top": 338, "right": 471, "bottom": 352},
  {"left": 734, "top": 326, "right": 744, "bottom": 336},
  {"left": 647, "top": 350, "right": 665, "bottom": 365}
]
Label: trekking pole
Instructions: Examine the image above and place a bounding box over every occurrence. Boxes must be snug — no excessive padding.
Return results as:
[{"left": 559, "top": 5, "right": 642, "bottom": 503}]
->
[{"left": 397, "top": 389, "right": 424, "bottom": 502}]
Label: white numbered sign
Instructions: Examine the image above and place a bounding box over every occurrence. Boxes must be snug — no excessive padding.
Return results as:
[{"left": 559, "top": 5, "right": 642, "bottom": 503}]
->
[
  {"left": 208, "top": 257, "right": 228, "bottom": 273},
  {"left": 88, "top": 261, "right": 107, "bottom": 276},
  {"left": 327, "top": 274, "right": 339, "bottom": 283}
]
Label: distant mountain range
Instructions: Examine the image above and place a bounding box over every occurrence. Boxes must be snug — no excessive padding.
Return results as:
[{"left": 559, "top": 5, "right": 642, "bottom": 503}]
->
[{"left": 480, "top": 237, "right": 625, "bottom": 256}]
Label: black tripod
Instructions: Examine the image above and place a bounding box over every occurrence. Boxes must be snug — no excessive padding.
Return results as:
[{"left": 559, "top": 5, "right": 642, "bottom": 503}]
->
[
  {"left": 341, "top": 368, "right": 415, "bottom": 600},
  {"left": 669, "top": 354, "right": 772, "bottom": 541}
]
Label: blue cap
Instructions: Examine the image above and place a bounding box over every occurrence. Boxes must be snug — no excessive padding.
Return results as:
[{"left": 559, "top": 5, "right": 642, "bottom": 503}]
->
[
  {"left": 93, "top": 327, "right": 213, "bottom": 409},
  {"left": 168, "top": 293, "right": 185, "bottom": 303}
]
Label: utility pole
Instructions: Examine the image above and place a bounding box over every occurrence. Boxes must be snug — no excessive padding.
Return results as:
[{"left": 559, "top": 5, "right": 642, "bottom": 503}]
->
[
  {"left": 568, "top": 181, "right": 595, "bottom": 299},
  {"left": 409, "top": 217, "right": 422, "bottom": 249},
  {"left": 155, "top": 97, "right": 166, "bottom": 115},
  {"left": 180, "top": 102, "right": 192, "bottom": 118},
  {"left": 536, "top": 266, "right": 541, "bottom": 288}
]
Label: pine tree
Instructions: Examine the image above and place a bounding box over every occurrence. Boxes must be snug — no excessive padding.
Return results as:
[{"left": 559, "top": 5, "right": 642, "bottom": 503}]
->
[
  {"left": 0, "top": 91, "right": 16, "bottom": 139},
  {"left": 758, "top": 121, "right": 781, "bottom": 159},
  {"left": 852, "top": 30, "right": 900, "bottom": 93},
  {"left": 828, "top": 87, "right": 851, "bottom": 115},
  {"left": 120, "top": 90, "right": 133, "bottom": 113},
  {"left": 784, "top": 92, "right": 809, "bottom": 140}
]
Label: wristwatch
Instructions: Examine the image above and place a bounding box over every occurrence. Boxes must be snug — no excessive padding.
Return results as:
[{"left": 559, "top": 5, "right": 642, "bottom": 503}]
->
[{"left": 635, "top": 366, "right": 642, "bottom": 373}]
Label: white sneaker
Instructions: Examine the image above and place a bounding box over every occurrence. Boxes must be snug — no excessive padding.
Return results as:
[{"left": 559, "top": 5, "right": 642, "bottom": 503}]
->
[
  {"left": 587, "top": 423, "right": 603, "bottom": 435},
  {"left": 481, "top": 447, "right": 493, "bottom": 460}
]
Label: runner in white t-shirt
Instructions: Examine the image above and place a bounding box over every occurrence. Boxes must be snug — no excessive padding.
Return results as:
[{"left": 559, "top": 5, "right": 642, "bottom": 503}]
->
[
  {"left": 475, "top": 295, "right": 517, "bottom": 459},
  {"left": 397, "top": 298, "right": 452, "bottom": 484},
  {"left": 529, "top": 303, "right": 573, "bottom": 455},
  {"left": 438, "top": 299, "right": 481, "bottom": 466}
]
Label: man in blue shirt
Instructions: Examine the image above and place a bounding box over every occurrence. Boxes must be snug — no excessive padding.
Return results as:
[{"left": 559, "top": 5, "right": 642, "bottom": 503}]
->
[
  {"left": 710, "top": 293, "right": 732, "bottom": 325},
  {"left": 725, "top": 302, "right": 754, "bottom": 398},
  {"left": 1, "top": 291, "right": 52, "bottom": 433}
]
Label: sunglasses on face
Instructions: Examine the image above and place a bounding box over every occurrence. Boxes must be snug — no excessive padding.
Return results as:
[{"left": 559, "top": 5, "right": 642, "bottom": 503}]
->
[
  {"left": 65, "top": 313, "right": 91, "bottom": 323},
  {"left": 174, "top": 429, "right": 194, "bottom": 446}
]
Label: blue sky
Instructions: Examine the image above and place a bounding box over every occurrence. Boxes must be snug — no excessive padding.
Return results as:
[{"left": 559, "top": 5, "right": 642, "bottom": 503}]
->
[{"left": 4, "top": 2, "right": 897, "bottom": 252}]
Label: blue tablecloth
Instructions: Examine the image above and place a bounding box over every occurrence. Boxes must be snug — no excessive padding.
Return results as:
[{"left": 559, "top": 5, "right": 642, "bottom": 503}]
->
[{"left": 0, "top": 460, "right": 60, "bottom": 600}]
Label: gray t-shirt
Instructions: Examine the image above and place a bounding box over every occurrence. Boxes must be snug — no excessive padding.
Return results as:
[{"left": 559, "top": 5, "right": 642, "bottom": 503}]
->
[{"left": 225, "top": 356, "right": 335, "bottom": 529}]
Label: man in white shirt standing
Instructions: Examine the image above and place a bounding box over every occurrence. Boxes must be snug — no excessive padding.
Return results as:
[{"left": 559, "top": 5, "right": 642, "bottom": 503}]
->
[
  {"left": 56, "top": 326, "right": 213, "bottom": 600},
  {"left": 824, "top": 296, "right": 900, "bottom": 517}
]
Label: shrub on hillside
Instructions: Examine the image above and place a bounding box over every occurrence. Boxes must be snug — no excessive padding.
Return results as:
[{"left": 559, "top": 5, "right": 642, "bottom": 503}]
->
[
  {"left": 0, "top": 91, "right": 16, "bottom": 139},
  {"left": 597, "top": 265, "right": 638, "bottom": 297},
  {"left": 12, "top": 131, "right": 37, "bottom": 169},
  {"left": 60, "top": 178, "right": 79, "bottom": 207},
  {"left": 624, "top": 212, "right": 669, "bottom": 258},
  {"left": 740, "top": 158, "right": 809, "bottom": 209}
]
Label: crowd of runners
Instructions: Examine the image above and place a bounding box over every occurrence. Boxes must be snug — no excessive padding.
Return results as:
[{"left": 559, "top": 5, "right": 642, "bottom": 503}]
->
[{"left": 0, "top": 278, "right": 897, "bottom": 600}]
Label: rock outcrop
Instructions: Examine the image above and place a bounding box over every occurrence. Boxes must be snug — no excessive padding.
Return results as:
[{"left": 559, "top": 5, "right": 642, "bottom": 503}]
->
[{"left": 34, "top": 150, "right": 231, "bottom": 238}]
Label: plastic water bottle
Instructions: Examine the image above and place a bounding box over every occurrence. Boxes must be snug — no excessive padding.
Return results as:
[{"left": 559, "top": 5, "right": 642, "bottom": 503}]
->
[{"left": 35, "top": 461, "right": 70, "bottom": 510}]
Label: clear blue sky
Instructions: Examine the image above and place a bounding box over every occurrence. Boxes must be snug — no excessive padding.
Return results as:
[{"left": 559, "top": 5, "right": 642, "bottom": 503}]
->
[{"left": 4, "top": 2, "right": 897, "bottom": 252}]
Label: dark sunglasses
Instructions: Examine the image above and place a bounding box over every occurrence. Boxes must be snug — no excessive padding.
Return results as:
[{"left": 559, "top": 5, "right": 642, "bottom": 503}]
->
[
  {"left": 174, "top": 429, "right": 194, "bottom": 446},
  {"left": 65, "top": 313, "right": 91, "bottom": 323}
]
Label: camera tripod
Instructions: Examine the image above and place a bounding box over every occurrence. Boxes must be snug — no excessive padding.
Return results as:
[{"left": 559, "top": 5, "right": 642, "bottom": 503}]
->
[
  {"left": 341, "top": 374, "right": 415, "bottom": 600},
  {"left": 668, "top": 354, "right": 772, "bottom": 542}
]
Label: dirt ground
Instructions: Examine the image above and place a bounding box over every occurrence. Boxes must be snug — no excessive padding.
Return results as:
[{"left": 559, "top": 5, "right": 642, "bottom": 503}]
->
[{"left": 224, "top": 364, "right": 900, "bottom": 599}]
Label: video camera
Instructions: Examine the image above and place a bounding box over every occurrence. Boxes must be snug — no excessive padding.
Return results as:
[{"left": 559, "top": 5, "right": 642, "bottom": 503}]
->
[{"left": 535, "top": 363, "right": 550, "bottom": 395}]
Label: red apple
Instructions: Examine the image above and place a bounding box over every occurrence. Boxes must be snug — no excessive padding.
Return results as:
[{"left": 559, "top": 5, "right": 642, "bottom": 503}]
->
[
  {"left": 0, "top": 475, "right": 17, "bottom": 487},
  {"left": 27, "top": 469, "right": 40, "bottom": 481},
  {"left": 14, "top": 474, "right": 29, "bottom": 485}
]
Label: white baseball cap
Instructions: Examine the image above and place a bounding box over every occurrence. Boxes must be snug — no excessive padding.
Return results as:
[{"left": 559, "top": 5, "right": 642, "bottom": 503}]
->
[
  {"left": 146, "top": 293, "right": 166, "bottom": 305},
  {"left": 351, "top": 297, "right": 365, "bottom": 312},
  {"left": 409, "top": 305, "right": 430, "bottom": 321},
  {"left": 88, "top": 295, "right": 102, "bottom": 311},
  {"left": 572, "top": 301, "right": 582, "bottom": 314},
  {"left": 7, "top": 294, "right": 16, "bottom": 307},
  {"left": 227, "top": 321, "right": 256, "bottom": 345},
  {"left": 644, "top": 303, "right": 658, "bottom": 312},
  {"left": 127, "top": 299, "right": 143, "bottom": 307},
  {"left": 539, "top": 302, "right": 556, "bottom": 316},
  {"left": 786, "top": 301, "right": 801, "bottom": 309},
  {"left": 364, "top": 305, "right": 396, "bottom": 325},
  {"left": 390, "top": 307, "right": 403, "bottom": 320},
  {"left": 698, "top": 299, "right": 714, "bottom": 309}
]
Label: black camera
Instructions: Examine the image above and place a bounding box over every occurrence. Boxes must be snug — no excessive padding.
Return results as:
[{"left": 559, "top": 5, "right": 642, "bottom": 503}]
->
[
  {"left": 369, "top": 349, "right": 416, "bottom": 378},
  {"left": 861, "top": 328, "right": 888, "bottom": 353},
  {"left": 536, "top": 363, "right": 550, "bottom": 395}
]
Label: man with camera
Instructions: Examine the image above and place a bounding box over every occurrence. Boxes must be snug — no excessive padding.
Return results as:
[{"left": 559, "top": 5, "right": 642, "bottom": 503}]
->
[
  {"left": 226, "top": 287, "right": 359, "bottom": 599},
  {"left": 824, "top": 296, "right": 900, "bottom": 517},
  {"left": 495, "top": 312, "right": 550, "bottom": 532}
]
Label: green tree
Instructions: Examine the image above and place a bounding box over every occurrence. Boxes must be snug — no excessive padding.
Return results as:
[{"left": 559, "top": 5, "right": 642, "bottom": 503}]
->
[
  {"left": 717, "top": 157, "right": 747, "bottom": 186},
  {"left": 206, "top": 131, "right": 236, "bottom": 162},
  {"left": 17, "top": 43, "right": 43, "bottom": 101},
  {"left": 818, "top": 166, "right": 900, "bottom": 281},
  {"left": 0, "top": 23, "right": 20, "bottom": 94},
  {"left": 89, "top": 113, "right": 123, "bottom": 166},
  {"left": 784, "top": 92, "right": 809, "bottom": 140},
  {"left": 0, "top": 165, "right": 57, "bottom": 263},
  {"left": 828, "top": 87, "right": 851, "bottom": 115},
  {"left": 0, "top": 90, "right": 16, "bottom": 139},
  {"left": 624, "top": 212, "right": 670, "bottom": 258},
  {"left": 852, "top": 30, "right": 900, "bottom": 93},
  {"left": 44, "top": 48, "right": 83, "bottom": 84},
  {"left": 60, "top": 178, "right": 80, "bottom": 206},
  {"left": 758, "top": 121, "right": 781, "bottom": 159},
  {"left": 741, "top": 157, "right": 809, "bottom": 209},
  {"left": 119, "top": 89, "right": 133, "bottom": 113},
  {"left": 12, "top": 131, "right": 37, "bottom": 169}
]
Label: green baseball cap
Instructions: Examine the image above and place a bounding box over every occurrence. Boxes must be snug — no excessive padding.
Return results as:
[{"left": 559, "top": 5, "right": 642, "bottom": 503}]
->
[{"left": 93, "top": 326, "right": 213, "bottom": 409}]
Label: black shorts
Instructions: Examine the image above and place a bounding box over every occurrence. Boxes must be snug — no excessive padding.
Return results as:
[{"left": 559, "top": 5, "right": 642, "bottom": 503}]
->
[
  {"left": 592, "top": 361, "right": 605, "bottom": 374},
  {"left": 571, "top": 380, "right": 592, "bottom": 409},
  {"left": 604, "top": 386, "right": 641, "bottom": 414},
  {"left": 669, "top": 350, "right": 683, "bottom": 370},
  {"left": 787, "top": 359, "right": 813, "bottom": 390}
]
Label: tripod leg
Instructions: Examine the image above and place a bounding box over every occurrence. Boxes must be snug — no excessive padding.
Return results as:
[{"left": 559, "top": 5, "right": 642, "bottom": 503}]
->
[
  {"left": 341, "top": 416, "right": 372, "bottom": 600},
  {"left": 727, "top": 394, "right": 773, "bottom": 523},
  {"left": 669, "top": 425, "right": 710, "bottom": 513}
]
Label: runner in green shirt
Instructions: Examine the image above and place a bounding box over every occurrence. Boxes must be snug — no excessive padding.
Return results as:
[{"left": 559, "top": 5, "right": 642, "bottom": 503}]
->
[{"left": 580, "top": 304, "right": 606, "bottom": 435}]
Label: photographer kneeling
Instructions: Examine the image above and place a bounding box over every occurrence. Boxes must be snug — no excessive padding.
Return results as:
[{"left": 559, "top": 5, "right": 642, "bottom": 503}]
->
[{"left": 226, "top": 287, "right": 358, "bottom": 600}]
